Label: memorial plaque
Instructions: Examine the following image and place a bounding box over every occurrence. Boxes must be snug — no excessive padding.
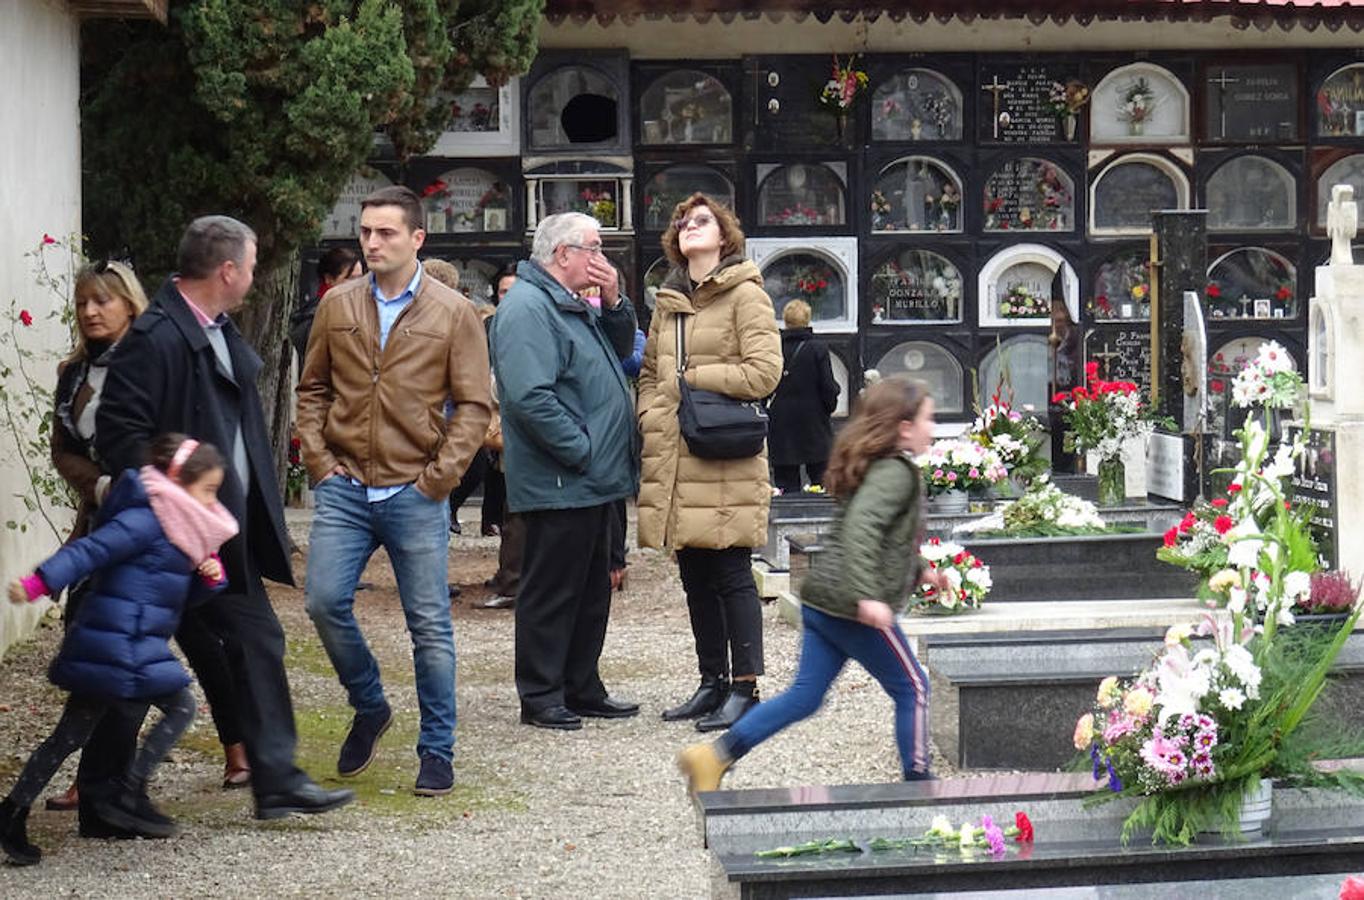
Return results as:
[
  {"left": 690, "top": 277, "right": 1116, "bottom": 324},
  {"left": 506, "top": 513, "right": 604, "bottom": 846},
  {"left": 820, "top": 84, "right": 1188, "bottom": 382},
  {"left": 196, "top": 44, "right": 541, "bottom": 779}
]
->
[
  {"left": 1083, "top": 325, "right": 1152, "bottom": 392},
  {"left": 324, "top": 169, "right": 394, "bottom": 239},
  {"left": 983, "top": 157, "right": 1074, "bottom": 231},
  {"left": 1146, "top": 432, "right": 1189, "bottom": 502},
  {"left": 868, "top": 249, "right": 963, "bottom": 323},
  {"left": 978, "top": 63, "right": 1077, "bottom": 144},
  {"left": 1315, "top": 64, "right": 1364, "bottom": 138},
  {"left": 1287, "top": 425, "right": 1338, "bottom": 568},
  {"left": 1204, "top": 65, "right": 1299, "bottom": 142},
  {"left": 421, "top": 167, "right": 506, "bottom": 234},
  {"left": 1092, "top": 160, "right": 1180, "bottom": 231}
]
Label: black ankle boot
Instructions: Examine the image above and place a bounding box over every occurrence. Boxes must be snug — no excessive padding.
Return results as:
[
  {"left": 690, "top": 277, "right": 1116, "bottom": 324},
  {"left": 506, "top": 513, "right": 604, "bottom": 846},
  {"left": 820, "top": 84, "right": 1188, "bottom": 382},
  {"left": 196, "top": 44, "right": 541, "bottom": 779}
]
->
[
  {"left": 696, "top": 680, "right": 760, "bottom": 733},
  {"left": 0, "top": 798, "right": 42, "bottom": 866},
  {"left": 661, "top": 675, "right": 729, "bottom": 722}
]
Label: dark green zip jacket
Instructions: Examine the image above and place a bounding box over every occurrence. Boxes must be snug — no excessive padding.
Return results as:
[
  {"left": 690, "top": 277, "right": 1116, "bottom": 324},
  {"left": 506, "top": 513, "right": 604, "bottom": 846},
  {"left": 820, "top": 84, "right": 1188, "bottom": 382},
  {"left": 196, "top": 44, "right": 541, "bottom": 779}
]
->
[
  {"left": 800, "top": 454, "right": 925, "bottom": 620},
  {"left": 491, "top": 260, "right": 639, "bottom": 513}
]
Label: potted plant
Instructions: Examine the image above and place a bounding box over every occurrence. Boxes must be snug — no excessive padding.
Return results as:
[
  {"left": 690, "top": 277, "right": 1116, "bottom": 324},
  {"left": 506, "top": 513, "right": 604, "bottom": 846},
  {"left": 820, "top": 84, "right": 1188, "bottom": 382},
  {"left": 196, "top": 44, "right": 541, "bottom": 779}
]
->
[{"left": 911, "top": 538, "right": 992, "bottom": 615}]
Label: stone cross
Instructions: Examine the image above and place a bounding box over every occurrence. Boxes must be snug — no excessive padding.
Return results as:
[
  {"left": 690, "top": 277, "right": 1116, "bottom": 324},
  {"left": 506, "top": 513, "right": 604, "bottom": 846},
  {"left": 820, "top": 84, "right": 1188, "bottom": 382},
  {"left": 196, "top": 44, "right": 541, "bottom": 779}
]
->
[
  {"left": 983, "top": 75, "right": 1007, "bottom": 139},
  {"left": 1328, "top": 184, "right": 1358, "bottom": 266}
]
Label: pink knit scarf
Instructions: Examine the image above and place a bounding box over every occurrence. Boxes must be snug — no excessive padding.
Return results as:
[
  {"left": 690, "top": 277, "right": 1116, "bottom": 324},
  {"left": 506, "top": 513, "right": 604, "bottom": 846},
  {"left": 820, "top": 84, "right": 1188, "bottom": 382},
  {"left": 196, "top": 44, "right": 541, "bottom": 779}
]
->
[{"left": 139, "top": 466, "right": 239, "bottom": 564}]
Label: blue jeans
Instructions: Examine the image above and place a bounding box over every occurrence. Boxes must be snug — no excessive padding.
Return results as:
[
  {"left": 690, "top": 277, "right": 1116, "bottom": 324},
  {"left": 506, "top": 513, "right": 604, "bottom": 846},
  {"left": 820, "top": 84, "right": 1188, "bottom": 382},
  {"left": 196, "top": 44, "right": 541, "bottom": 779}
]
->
[
  {"left": 720, "top": 605, "right": 930, "bottom": 779},
  {"left": 305, "top": 478, "right": 456, "bottom": 762}
]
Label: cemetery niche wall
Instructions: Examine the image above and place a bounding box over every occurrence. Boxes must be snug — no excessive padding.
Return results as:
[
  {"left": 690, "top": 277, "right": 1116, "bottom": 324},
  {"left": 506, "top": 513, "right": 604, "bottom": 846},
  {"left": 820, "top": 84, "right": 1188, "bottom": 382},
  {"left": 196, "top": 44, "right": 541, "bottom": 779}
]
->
[{"left": 310, "top": 50, "right": 1358, "bottom": 438}]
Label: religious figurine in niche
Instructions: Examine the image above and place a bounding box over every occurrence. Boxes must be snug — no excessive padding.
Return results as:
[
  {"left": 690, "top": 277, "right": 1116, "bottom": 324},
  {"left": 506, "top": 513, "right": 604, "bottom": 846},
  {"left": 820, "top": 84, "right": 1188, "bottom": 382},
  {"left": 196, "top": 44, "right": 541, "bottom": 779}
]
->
[
  {"left": 938, "top": 182, "right": 960, "bottom": 230},
  {"left": 1038, "top": 164, "right": 1070, "bottom": 229},
  {"left": 905, "top": 163, "right": 930, "bottom": 230}
]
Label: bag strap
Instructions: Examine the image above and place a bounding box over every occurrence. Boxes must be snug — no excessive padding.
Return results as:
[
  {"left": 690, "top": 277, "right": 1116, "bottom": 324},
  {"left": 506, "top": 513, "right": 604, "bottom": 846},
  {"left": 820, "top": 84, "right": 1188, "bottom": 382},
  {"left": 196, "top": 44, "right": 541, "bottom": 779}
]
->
[
  {"left": 782, "top": 341, "right": 807, "bottom": 377},
  {"left": 674, "top": 312, "right": 689, "bottom": 377}
]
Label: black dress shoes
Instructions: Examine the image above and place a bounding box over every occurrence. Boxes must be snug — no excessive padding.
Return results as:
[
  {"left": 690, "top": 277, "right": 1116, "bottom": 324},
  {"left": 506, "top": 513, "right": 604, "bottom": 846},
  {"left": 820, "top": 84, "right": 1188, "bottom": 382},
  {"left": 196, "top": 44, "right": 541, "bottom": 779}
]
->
[
  {"left": 661, "top": 675, "right": 728, "bottom": 722},
  {"left": 255, "top": 781, "right": 355, "bottom": 820},
  {"left": 568, "top": 696, "right": 640, "bottom": 719},
  {"left": 519, "top": 705, "right": 583, "bottom": 731}
]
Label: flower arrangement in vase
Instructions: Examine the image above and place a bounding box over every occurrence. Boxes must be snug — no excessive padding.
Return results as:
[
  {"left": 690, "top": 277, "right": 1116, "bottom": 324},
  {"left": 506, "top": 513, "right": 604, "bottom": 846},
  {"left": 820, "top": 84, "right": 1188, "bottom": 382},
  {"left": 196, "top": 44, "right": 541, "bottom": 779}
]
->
[
  {"left": 968, "top": 384, "right": 1048, "bottom": 485},
  {"left": 579, "top": 187, "right": 617, "bottom": 228},
  {"left": 1118, "top": 77, "right": 1158, "bottom": 136},
  {"left": 870, "top": 190, "right": 892, "bottom": 230},
  {"left": 912, "top": 538, "right": 992, "bottom": 615},
  {"left": 998, "top": 284, "right": 1049, "bottom": 319},
  {"left": 1078, "top": 389, "right": 1362, "bottom": 845},
  {"left": 817, "top": 53, "right": 869, "bottom": 112},
  {"left": 916, "top": 439, "right": 1009, "bottom": 496},
  {"left": 1055, "top": 361, "right": 1171, "bottom": 504},
  {"left": 1045, "top": 79, "right": 1090, "bottom": 140}
]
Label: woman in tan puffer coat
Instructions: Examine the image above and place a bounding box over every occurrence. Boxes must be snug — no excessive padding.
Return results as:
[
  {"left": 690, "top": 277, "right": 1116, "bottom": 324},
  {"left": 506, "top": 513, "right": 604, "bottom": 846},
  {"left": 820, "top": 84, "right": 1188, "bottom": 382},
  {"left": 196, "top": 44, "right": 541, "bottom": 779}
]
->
[{"left": 638, "top": 193, "right": 782, "bottom": 732}]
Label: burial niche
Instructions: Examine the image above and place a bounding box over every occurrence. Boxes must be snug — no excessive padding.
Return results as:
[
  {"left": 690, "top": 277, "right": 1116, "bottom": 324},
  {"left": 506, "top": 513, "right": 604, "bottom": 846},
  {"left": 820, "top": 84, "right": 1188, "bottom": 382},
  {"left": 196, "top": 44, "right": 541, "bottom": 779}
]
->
[
  {"left": 1207, "top": 337, "right": 1298, "bottom": 437},
  {"left": 870, "top": 157, "right": 963, "bottom": 233},
  {"left": 528, "top": 65, "right": 620, "bottom": 148},
  {"left": 639, "top": 70, "right": 732, "bottom": 145},
  {"left": 760, "top": 251, "right": 849, "bottom": 326},
  {"left": 1090, "top": 155, "right": 1187, "bottom": 235},
  {"left": 1089, "top": 248, "right": 1152, "bottom": 321},
  {"left": 324, "top": 169, "right": 393, "bottom": 239},
  {"left": 873, "top": 341, "right": 965, "bottom": 414},
  {"left": 980, "top": 336, "right": 1052, "bottom": 415},
  {"left": 420, "top": 168, "right": 507, "bottom": 234},
  {"left": 1206, "top": 156, "right": 1296, "bottom": 232},
  {"left": 1316, "top": 64, "right": 1364, "bottom": 138},
  {"left": 983, "top": 157, "right": 1074, "bottom": 232},
  {"left": 757, "top": 163, "right": 847, "bottom": 227},
  {"left": 1206, "top": 247, "right": 1298, "bottom": 320},
  {"left": 1316, "top": 155, "right": 1364, "bottom": 228},
  {"left": 1090, "top": 62, "right": 1190, "bottom": 143},
  {"left": 868, "top": 249, "right": 964, "bottom": 323},
  {"left": 443, "top": 257, "right": 499, "bottom": 306},
  {"left": 871, "top": 68, "right": 964, "bottom": 142},
  {"left": 641, "top": 165, "right": 734, "bottom": 232},
  {"left": 978, "top": 244, "right": 1079, "bottom": 326}
]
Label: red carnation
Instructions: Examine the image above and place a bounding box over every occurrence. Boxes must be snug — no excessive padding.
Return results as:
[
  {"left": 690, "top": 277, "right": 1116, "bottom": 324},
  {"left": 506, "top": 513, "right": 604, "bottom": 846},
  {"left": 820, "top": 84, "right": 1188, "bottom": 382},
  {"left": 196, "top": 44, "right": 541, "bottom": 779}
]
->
[
  {"left": 18, "top": 309, "right": 33, "bottom": 327},
  {"left": 1228, "top": 483, "right": 1242, "bottom": 493},
  {"left": 42, "top": 234, "right": 56, "bottom": 245},
  {"left": 1179, "top": 512, "right": 1196, "bottom": 533},
  {"left": 1163, "top": 527, "right": 1178, "bottom": 548},
  {"left": 953, "top": 552, "right": 967, "bottom": 565},
  {"left": 1213, "top": 515, "right": 1234, "bottom": 535},
  {"left": 1051, "top": 391, "right": 1069, "bottom": 404},
  {"left": 1209, "top": 379, "right": 1225, "bottom": 395},
  {"left": 1073, "top": 386, "right": 1089, "bottom": 400},
  {"left": 1015, "top": 811, "right": 1034, "bottom": 843},
  {"left": 1085, "top": 360, "right": 1099, "bottom": 380},
  {"left": 1275, "top": 286, "right": 1291, "bottom": 302},
  {"left": 1206, "top": 282, "right": 1221, "bottom": 299},
  {"left": 1211, "top": 498, "right": 1228, "bottom": 508}
]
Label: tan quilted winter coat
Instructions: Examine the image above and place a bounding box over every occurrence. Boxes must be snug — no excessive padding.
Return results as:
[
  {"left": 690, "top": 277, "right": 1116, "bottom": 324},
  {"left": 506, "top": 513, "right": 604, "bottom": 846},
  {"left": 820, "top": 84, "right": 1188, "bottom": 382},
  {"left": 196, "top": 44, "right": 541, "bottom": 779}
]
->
[{"left": 637, "top": 258, "right": 782, "bottom": 551}]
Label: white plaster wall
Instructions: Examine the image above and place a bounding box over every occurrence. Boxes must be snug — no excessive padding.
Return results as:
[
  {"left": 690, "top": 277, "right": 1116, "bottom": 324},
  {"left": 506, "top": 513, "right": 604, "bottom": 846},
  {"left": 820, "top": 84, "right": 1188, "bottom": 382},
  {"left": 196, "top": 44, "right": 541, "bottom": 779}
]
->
[
  {"left": 0, "top": 0, "right": 82, "bottom": 656},
  {"left": 541, "top": 15, "right": 1364, "bottom": 56}
]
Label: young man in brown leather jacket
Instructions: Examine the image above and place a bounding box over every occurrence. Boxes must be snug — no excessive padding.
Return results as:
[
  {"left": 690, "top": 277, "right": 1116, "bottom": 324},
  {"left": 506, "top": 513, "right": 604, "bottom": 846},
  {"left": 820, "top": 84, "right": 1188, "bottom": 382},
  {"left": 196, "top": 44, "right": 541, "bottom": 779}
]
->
[{"left": 296, "top": 186, "right": 491, "bottom": 797}]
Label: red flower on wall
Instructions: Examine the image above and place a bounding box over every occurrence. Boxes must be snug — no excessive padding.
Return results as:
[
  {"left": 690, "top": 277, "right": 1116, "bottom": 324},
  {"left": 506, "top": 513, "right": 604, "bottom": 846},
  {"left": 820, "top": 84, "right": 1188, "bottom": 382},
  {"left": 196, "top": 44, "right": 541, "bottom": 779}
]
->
[
  {"left": 1205, "top": 282, "right": 1221, "bottom": 299},
  {"left": 41, "top": 234, "right": 56, "bottom": 245},
  {"left": 1275, "top": 286, "right": 1292, "bottom": 302},
  {"left": 18, "top": 310, "right": 33, "bottom": 327}
]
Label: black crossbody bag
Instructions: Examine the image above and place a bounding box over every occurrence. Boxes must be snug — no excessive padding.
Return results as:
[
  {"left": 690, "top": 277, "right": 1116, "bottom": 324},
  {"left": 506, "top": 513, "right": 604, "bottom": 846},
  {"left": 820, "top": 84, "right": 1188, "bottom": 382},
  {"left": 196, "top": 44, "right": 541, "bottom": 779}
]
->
[{"left": 675, "top": 313, "right": 768, "bottom": 459}]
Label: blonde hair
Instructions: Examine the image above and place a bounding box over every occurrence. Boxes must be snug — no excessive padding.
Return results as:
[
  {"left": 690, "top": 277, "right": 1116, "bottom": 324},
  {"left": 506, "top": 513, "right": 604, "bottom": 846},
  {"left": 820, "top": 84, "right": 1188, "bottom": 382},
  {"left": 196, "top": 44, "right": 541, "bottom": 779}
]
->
[
  {"left": 423, "top": 258, "right": 461, "bottom": 290},
  {"left": 782, "top": 299, "right": 811, "bottom": 328},
  {"left": 68, "top": 260, "right": 149, "bottom": 363}
]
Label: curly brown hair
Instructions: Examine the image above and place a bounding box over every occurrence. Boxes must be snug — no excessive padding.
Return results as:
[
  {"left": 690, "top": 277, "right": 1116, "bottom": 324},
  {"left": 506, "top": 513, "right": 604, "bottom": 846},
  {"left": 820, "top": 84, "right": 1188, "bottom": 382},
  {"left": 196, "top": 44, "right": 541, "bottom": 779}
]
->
[
  {"left": 823, "top": 377, "right": 930, "bottom": 500},
  {"left": 660, "top": 193, "right": 745, "bottom": 268}
]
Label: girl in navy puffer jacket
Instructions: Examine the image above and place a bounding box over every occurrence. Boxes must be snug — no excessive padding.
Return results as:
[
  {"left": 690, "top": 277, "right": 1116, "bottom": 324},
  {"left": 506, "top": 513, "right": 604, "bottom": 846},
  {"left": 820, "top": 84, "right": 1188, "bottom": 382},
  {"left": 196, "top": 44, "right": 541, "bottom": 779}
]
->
[{"left": 1, "top": 435, "right": 237, "bottom": 865}]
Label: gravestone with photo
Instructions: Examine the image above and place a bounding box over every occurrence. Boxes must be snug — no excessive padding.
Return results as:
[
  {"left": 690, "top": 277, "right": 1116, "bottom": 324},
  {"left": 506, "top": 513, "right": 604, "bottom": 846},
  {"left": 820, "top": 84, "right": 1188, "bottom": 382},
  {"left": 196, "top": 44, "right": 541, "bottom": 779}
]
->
[{"left": 977, "top": 62, "right": 1079, "bottom": 144}]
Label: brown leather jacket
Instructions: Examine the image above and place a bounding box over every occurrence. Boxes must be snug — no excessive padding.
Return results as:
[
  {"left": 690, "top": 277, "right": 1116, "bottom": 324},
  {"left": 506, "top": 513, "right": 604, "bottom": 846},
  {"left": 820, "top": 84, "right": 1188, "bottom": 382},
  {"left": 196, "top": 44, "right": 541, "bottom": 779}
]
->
[{"left": 296, "top": 271, "right": 492, "bottom": 500}]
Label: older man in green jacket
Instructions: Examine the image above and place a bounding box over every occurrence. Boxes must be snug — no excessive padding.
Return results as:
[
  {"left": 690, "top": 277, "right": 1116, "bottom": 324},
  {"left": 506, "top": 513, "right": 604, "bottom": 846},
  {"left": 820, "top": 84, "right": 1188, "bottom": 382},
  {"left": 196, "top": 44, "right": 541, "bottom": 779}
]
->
[{"left": 491, "top": 212, "right": 640, "bottom": 730}]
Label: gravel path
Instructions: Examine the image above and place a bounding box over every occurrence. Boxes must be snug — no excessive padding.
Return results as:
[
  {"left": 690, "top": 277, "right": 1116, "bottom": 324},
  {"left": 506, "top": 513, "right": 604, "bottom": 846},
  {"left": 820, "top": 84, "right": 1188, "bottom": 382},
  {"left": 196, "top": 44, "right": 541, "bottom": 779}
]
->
[{"left": 0, "top": 510, "right": 944, "bottom": 898}]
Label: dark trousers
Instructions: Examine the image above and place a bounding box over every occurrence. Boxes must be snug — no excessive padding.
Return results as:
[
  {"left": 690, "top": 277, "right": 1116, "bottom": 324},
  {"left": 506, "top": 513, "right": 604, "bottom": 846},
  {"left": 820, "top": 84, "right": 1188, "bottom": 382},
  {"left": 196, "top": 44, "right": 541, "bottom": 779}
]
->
[
  {"left": 176, "top": 612, "right": 244, "bottom": 746},
  {"left": 676, "top": 547, "right": 765, "bottom": 680},
  {"left": 448, "top": 449, "right": 505, "bottom": 529},
  {"left": 79, "top": 559, "right": 306, "bottom": 807},
  {"left": 515, "top": 503, "right": 614, "bottom": 711},
  {"left": 773, "top": 461, "right": 827, "bottom": 494},
  {"left": 489, "top": 512, "right": 526, "bottom": 596},
  {"left": 607, "top": 498, "right": 628, "bottom": 571}
]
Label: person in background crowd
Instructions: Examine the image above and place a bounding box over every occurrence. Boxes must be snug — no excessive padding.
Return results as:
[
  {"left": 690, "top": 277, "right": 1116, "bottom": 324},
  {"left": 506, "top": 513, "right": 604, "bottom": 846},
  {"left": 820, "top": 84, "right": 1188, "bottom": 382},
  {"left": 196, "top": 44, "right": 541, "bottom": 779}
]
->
[
  {"left": 481, "top": 265, "right": 522, "bottom": 610},
  {"left": 678, "top": 378, "right": 942, "bottom": 795},
  {"left": 491, "top": 213, "right": 640, "bottom": 730},
  {"left": 2, "top": 436, "right": 237, "bottom": 863},
  {"left": 607, "top": 324, "right": 647, "bottom": 594},
  {"left": 637, "top": 193, "right": 782, "bottom": 733},
  {"left": 297, "top": 187, "right": 491, "bottom": 796},
  {"left": 97, "top": 215, "right": 353, "bottom": 822},
  {"left": 290, "top": 247, "right": 362, "bottom": 366},
  {"left": 768, "top": 299, "right": 839, "bottom": 494}
]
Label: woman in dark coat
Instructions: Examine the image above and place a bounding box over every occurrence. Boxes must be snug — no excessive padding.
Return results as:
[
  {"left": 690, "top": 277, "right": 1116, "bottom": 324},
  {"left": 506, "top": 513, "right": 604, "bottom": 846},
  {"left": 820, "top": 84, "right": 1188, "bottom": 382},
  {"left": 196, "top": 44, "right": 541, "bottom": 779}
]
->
[{"left": 768, "top": 299, "right": 840, "bottom": 493}]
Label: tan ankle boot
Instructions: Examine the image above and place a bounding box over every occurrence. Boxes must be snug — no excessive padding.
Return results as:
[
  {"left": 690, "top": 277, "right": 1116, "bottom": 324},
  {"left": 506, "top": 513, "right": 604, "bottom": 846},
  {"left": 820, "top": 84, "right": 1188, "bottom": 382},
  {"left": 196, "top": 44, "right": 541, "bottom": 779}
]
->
[
  {"left": 677, "top": 742, "right": 731, "bottom": 796},
  {"left": 222, "top": 742, "right": 251, "bottom": 789}
]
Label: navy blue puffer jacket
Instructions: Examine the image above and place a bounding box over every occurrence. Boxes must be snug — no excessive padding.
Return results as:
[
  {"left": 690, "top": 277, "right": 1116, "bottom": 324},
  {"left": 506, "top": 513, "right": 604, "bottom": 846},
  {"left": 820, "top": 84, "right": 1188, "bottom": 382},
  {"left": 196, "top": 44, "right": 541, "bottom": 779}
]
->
[{"left": 39, "top": 470, "right": 216, "bottom": 700}]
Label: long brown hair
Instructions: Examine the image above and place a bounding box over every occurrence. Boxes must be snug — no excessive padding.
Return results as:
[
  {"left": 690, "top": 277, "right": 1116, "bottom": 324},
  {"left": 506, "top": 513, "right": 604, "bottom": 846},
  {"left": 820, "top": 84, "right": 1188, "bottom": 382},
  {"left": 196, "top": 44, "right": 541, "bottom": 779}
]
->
[
  {"left": 823, "top": 377, "right": 929, "bottom": 500},
  {"left": 660, "top": 192, "right": 745, "bottom": 268}
]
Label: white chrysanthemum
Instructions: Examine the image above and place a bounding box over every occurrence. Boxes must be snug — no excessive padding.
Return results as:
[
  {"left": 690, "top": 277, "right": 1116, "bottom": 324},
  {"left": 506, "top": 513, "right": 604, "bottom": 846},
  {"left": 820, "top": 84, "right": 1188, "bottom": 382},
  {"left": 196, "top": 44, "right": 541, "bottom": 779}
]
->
[
  {"left": 919, "top": 542, "right": 952, "bottom": 563},
  {"left": 1219, "top": 687, "right": 1245, "bottom": 710}
]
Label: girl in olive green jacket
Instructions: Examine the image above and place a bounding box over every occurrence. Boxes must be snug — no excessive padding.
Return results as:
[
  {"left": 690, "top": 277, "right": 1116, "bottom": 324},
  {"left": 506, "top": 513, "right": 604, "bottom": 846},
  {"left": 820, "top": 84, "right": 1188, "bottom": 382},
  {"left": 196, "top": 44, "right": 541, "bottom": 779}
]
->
[{"left": 679, "top": 377, "right": 948, "bottom": 792}]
